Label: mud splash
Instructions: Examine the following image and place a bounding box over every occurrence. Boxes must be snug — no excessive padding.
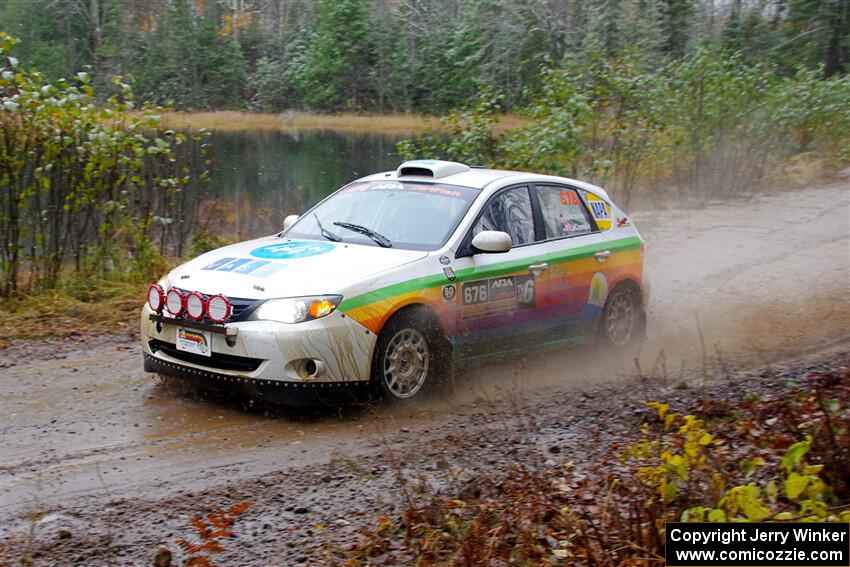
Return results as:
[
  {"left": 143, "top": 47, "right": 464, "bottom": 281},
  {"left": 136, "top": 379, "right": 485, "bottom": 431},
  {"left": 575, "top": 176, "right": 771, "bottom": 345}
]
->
[{"left": 442, "top": 182, "right": 850, "bottom": 404}]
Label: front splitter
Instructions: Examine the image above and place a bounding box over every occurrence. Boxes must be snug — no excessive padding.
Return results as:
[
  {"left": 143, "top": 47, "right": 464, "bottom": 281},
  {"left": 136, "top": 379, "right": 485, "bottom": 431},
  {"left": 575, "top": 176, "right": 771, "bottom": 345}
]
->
[{"left": 143, "top": 352, "right": 371, "bottom": 406}]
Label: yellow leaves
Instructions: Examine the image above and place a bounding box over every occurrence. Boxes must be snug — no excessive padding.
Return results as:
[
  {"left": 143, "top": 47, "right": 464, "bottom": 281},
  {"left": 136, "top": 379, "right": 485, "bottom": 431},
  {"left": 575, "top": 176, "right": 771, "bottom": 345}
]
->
[
  {"left": 647, "top": 401, "right": 669, "bottom": 420},
  {"left": 707, "top": 509, "right": 726, "bottom": 522},
  {"left": 683, "top": 506, "right": 725, "bottom": 522},
  {"left": 0, "top": 32, "right": 19, "bottom": 54},
  {"left": 663, "top": 454, "right": 689, "bottom": 481},
  {"left": 780, "top": 436, "right": 812, "bottom": 473},
  {"left": 661, "top": 478, "right": 678, "bottom": 503},
  {"left": 678, "top": 414, "right": 699, "bottom": 434},
  {"left": 765, "top": 479, "right": 778, "bottom": 504},
  {"left": 799, "top": 499, "right": 828, "bottom": 519},
  {"left": 626, "top": 438, "right": 654, "bottom": 460},
  {"left": 631, "top": 395, "right": 843, "bottom": 530},
  {"left": 726, "top": 484, "right": 771, "bottom": 521},
  {"left": 217, "top": 13, "right": 254, "bottom": 38},
  {"left": 806, "top": 477, "right": 826, "bottom": 502},
  {"left": 632, "top": 403, "right": 720, "bottom": 506},
  {"left": 803, "top": 464, "right": 823, "bottom": 475},
  {"left": 785, "top": 472, "right": 810, "bottom": 500},
  {"left": 681, "top": 506, "right": 705, "bottom": 522},
  {"left": 644, "top": 401, "right": 680, "bottom": 432}
]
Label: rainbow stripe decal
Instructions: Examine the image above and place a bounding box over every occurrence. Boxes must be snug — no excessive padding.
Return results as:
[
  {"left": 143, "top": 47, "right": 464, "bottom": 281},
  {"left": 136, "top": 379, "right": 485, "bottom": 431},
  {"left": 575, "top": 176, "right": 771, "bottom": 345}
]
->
[{"left": 339, "top": 235, "right": 643, "bottom": 338}]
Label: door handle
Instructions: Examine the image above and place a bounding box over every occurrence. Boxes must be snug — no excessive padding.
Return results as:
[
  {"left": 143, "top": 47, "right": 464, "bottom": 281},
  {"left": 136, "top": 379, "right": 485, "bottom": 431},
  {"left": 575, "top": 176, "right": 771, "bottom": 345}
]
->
[
  {"left": 595, "top": 250, "right": 611, "bottom": 263},
  {"left": 528, "top": 262, "right": 549, "bottom": 274}
]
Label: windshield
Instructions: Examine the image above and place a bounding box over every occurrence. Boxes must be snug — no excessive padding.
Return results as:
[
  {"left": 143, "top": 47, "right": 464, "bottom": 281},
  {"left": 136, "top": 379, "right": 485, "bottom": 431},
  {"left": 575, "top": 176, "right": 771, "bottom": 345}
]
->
[{"left": 286, "top": 181, "right": 480, "bottom": 251}]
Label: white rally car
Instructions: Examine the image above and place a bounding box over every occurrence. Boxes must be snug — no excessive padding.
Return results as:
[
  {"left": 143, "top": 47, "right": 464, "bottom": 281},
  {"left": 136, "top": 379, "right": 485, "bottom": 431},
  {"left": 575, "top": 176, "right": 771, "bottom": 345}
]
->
[{"left": 142, "top": 160, "right": 647, "bottom": 404}]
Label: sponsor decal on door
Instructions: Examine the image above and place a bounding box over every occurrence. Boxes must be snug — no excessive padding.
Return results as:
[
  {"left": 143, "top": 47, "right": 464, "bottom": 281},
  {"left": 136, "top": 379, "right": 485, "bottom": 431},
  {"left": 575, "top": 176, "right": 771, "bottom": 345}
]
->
[{"left": 461, "top": 275, "right": 535, "bottom": 318}]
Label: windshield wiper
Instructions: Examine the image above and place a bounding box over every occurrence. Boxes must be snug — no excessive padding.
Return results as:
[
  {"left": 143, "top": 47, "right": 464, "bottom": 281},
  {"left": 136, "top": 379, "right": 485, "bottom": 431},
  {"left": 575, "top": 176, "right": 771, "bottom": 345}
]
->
[
  {"left": 333, "top": 222, "right": 392, "bottom": 248},
  {"left": 314, "top": 213, "right": 341, "bottom": 242}
]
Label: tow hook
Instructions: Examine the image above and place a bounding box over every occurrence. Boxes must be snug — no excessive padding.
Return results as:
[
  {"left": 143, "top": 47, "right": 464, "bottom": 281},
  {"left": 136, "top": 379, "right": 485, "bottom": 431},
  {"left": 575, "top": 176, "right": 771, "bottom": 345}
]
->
[{"left": 225, "top": 327, "right": 238, "bottom": 347}]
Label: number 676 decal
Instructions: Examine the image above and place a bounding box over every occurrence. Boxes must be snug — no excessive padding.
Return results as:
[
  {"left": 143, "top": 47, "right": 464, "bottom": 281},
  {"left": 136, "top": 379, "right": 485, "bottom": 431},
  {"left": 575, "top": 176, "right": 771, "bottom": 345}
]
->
[
  {"left": 461, "top": 275, "right": 536, "bottom": 317},
  {"left": 463, "top": 281, "right": 489, "bottom": 305}
]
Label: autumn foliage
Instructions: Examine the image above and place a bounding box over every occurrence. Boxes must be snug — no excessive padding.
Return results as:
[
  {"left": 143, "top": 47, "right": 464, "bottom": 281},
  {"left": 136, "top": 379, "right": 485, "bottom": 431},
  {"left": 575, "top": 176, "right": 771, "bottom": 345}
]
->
[
  {"left": 175, "top": 501, "right": 253, "bottom": 567},
  {"left": 345, "top": 366, "right": 850, "bottom": 566}
]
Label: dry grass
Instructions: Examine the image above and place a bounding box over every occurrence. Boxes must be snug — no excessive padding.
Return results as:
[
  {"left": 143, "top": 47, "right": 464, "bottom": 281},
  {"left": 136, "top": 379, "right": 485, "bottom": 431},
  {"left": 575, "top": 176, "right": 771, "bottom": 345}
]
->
[
  {"left": 768, "top": 152, "right": 850, "bottom": 189},
  {"left": 157, "top": 110, "right": 531, "bottom": 135},
  {"left": 158, "top": 111, "right": 438, "bottom": 134},
  {"left": 0, "top": 280, "right": 144, "bottom": 349}
]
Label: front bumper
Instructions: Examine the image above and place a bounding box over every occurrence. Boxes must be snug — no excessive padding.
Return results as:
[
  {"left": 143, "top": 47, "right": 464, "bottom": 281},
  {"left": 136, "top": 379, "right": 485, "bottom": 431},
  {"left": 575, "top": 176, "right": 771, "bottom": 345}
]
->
[{"left": 140, "top": 304, "right": 377, "bottom": 403}]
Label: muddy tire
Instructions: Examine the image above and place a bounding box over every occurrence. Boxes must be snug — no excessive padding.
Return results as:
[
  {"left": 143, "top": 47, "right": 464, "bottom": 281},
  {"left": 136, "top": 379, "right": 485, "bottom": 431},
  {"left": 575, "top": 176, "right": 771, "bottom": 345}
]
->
[
  {"left": 599, "top": 284, "right": 645, "bottom": 348},
  {"left": 372, "top": 308, "right": 451, "bottom": 402}
]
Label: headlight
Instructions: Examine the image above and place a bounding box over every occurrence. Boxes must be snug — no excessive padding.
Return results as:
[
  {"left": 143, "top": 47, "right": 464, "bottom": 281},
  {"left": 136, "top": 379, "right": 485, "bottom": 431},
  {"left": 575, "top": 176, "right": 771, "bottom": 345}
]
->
[{"left": 253, "top": 295, "right": 343, "bottom": 324}]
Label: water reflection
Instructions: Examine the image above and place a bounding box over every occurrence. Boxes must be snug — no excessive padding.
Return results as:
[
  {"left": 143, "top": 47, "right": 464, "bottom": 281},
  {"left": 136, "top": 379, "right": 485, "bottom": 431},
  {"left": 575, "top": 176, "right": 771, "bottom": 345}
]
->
[{"left": 206, "top": 130, "right": 404, "bottom": 239}]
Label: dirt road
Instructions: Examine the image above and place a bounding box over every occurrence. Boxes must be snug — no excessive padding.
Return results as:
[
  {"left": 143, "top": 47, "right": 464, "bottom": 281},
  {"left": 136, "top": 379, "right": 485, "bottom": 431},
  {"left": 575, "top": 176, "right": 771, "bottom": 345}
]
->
[{"left": 1, "top": 182, "right": 848, "bottom": 564}]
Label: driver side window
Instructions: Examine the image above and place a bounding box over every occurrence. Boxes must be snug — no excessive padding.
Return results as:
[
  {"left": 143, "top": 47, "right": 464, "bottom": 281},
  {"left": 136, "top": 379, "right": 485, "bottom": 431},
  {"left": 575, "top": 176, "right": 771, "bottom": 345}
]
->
[{"left": 471, "top": 186, "right": 534, "bottom": 246}]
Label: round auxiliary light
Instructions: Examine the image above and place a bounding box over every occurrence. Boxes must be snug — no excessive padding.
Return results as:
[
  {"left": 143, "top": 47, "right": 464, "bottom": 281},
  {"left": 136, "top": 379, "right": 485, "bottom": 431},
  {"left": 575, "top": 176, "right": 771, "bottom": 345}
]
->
[
  {"left": 147, "top": 284, "right": 165, "bottom": 313},
  {"left": 165, "top": 288, "right": 186, "bottom": 316},
  {"left": 185, "top": 291, "right": 206, "bottom": 320},
  {"left": 206, "top": 294, "right": 232, "bottom": 323}
]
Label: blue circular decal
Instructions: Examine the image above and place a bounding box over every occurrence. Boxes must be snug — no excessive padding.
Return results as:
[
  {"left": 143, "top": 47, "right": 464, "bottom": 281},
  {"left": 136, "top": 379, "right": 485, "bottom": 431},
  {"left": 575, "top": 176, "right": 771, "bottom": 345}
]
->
[{"left": 250, "top": 241, "right": 335, "bottom": 259}]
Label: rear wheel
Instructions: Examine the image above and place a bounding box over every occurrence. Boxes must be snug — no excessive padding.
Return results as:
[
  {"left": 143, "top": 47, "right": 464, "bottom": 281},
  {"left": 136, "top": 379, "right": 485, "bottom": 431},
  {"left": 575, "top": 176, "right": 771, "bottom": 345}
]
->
[
  {"left": 373, "top": 309, "right": 450, "bottom": 402},
  {"left": 600, "top": 285, "right": 644, "bottom": 348}
]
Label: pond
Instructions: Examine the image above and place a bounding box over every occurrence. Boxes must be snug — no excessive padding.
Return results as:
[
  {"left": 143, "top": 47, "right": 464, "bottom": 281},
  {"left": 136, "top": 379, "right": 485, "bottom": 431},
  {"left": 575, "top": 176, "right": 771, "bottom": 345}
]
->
[{"left": 205, "top": 130, "right": 406, "bottom": 239}]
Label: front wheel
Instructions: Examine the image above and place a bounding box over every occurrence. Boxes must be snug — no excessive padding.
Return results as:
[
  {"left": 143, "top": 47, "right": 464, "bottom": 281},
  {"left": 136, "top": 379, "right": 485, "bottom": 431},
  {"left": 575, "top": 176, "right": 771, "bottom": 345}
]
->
[
  {"left": 373, "top": 310, "right": 450, "bottom": 402},
  {"left": 600, "top": 285, "right": 644, "bottom": 348}
]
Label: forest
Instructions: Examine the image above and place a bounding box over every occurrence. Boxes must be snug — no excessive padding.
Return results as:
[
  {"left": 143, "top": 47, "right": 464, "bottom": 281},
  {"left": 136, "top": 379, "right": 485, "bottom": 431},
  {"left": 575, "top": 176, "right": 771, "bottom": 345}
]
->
[
  {"left": 1, "top": 0, "right": 849, "bottom": 300},
  {"left": 2, "top": 0, "right": 848, "bottom": 113}
]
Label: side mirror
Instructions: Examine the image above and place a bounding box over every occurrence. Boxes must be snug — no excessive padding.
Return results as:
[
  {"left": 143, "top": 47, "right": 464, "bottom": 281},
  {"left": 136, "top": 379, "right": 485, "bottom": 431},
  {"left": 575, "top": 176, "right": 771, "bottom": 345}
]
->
[
  {"left": 471, "top": 230, "right": 512, "bottom": 253},
  {"left": 282, "top": 214, "right": 300, "bottom": 232}
]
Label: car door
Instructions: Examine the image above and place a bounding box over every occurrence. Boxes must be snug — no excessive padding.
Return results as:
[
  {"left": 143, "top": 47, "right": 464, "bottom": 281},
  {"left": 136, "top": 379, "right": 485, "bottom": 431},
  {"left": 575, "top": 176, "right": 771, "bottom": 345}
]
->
[
  {"left": 451, "top": 185, "right": 549, "bottom": 359},
  {"left": 529, "top": 184, "right": 616, "bottom": 341},
  {"left": 452, "top": 183, "right": 617, "bottom": 360}
]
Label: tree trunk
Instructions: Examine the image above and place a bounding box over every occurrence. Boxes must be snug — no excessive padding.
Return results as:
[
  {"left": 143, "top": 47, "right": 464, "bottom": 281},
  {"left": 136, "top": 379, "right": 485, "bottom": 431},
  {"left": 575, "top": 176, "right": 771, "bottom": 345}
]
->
[{"left": 823, "top": 0, "right": 849, "bottom": 77}]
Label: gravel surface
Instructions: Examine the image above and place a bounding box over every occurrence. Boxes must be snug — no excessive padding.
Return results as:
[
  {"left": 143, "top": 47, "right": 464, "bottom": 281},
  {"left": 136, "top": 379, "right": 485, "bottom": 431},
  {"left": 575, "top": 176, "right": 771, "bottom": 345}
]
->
[{"left": 2, "top": 350, "right": 846, "bottom": 566}]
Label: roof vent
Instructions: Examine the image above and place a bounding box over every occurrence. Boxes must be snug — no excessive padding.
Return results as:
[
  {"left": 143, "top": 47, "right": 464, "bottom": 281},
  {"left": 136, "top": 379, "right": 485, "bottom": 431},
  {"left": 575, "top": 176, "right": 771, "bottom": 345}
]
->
[{"left": 397, "top": 160, "right": 470, "bottom": 179}]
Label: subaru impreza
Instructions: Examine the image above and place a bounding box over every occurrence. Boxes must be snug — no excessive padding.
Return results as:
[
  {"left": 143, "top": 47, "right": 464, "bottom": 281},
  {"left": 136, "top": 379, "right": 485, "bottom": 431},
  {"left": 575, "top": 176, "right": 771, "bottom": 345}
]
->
[{"left": 141, "top": 160, "right": 647, "bottom": 404}]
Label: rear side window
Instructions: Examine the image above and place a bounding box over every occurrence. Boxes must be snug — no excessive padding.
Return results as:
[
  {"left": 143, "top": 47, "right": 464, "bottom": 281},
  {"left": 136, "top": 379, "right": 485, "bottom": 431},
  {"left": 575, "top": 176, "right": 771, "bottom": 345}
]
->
[
  {"left": 471, "top": 186, "right": 535, "bottom": 246},
  {"left": 535, "top": 186, "right": 594, "bottom": 239}
]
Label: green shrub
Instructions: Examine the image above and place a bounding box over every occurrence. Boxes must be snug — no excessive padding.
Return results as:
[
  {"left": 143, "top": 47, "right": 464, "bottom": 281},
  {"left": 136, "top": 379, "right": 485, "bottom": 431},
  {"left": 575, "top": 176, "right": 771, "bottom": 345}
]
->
[
  {"left": 399, "top": 49, "right": 850, "bottom": 205},
  {"left": 0, "top": 33, "right": 210, "bottom": 296}
]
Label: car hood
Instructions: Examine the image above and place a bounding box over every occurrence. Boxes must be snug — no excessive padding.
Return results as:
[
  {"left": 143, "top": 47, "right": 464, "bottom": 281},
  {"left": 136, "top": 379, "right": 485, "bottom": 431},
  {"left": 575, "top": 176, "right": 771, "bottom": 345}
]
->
[{"left": 167, "top": 236, "right": 427, "bottom": 299}]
